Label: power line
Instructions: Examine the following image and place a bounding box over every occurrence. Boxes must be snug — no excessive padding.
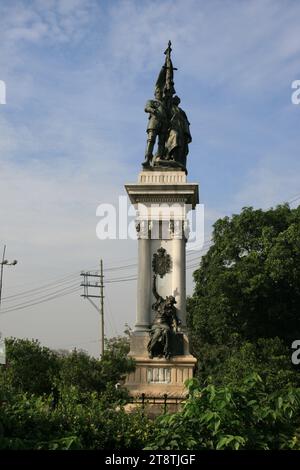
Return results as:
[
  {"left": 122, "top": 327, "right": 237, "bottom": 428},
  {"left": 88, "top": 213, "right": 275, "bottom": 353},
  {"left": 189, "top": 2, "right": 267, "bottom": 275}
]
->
[
  {"left": 2, "top": 192, "right": 299, "bottom": 315},
  {"left": 288, "top": 194, "right": 300, "bottom": 205},
  {"left": 2, "top": 276, "right": 79, "bottom": 303},
  {"left": 0, "top": 285, "right": 80, "bottom": 315},
  {"left": 0, "top": 242, "right": 212, "bottom": 314},
  {"left": 0, "top": 282, "right": 80, "bottom": 311}
]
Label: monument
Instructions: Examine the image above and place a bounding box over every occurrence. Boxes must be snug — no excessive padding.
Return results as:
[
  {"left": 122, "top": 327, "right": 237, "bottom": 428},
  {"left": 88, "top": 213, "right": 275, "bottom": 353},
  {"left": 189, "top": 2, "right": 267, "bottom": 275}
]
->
[{"left": 125, "top": 42, "right": 199, "bottom": 413}]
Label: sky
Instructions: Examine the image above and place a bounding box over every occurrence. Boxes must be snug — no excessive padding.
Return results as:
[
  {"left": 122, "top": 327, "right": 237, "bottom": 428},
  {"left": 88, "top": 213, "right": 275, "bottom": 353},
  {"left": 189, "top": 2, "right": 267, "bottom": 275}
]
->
[{"left": 0, "top": 0, "right": 300, "bottom": 357}]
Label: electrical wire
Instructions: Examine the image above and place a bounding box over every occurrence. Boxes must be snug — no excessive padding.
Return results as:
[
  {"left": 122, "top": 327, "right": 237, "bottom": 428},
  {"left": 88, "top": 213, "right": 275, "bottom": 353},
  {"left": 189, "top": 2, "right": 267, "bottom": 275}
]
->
[
  {"left": 0, "top": 239, "right": 212, "bottom": 314},
  {"left": 2, "top": 276, "right": 79, "bottom": 303},
  {"left": 1, "top": 193, "right": 298, "bottom": 315},
  {"left": 0, "top": 285, "right": 80, "bottom": 314}
]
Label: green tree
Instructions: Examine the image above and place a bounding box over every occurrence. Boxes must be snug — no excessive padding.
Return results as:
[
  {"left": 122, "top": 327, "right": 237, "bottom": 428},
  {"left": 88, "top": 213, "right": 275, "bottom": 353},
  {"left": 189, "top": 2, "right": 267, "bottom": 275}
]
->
[
  {"left": 101, "top": 335, "right": 135, "bottom": 386},
  {"left": 58, "top": 336, "right": 135, "bottom": 395},
  {"left": 58, "top": 349, "right": 106, "bottom": 393},
  {"left": 196, "top": 336, "right": 298, "bottom": 391},
  {"left": 0, "top": 335, "right": 135, "bottom": 401},
  {"left": 0, "top": 336, "right": 140, "bottom": 449},
  {"left": 2, "top": 338, "right": 59, "bottom": 395},
  {"left": 146, "top": 375, "right": 300, "bottom": 450},
  {"left": 0, "top": 386, "right": 153, "bottom": 450},
  {"left": 188, "top": 205, "right": 300, "bottom": 387}
]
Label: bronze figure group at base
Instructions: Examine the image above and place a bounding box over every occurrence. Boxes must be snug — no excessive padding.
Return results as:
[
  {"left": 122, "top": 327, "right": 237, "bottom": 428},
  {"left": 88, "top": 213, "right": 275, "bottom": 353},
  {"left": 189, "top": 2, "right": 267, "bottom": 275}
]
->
[
  {"left": 147, "top": 274, "right": 181, "bottom": 360},
  {"left": 143, "top": 42, "right": 192, "bottom": 173}
]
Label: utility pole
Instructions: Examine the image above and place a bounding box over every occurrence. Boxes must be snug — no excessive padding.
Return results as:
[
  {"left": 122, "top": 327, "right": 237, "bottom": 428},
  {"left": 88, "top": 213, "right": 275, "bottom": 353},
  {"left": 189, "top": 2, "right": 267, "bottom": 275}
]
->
[
  {"left": 80, "top": 259, "right": 104, "bottom": 357},
  {"left": 0, "top": 245, "right": 6, "bottom": 309},
  {"left": 0, "top": 245, "right": 18, "bottom": 308},
  {"left": 100, "top": 259, "right": 104, "bottom": 357},
  {"left": 0, "top": 245, "right": 18, "bottom": 365}
]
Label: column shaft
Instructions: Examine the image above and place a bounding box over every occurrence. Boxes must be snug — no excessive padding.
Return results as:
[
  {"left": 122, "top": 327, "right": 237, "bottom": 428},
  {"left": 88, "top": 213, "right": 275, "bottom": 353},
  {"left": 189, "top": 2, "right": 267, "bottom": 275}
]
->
[
  {"left": 135, "top": 237, "right": 151, "bottom": 331},
  {"left": 172, "top": 237, "right": 186, "bottom": 327}
]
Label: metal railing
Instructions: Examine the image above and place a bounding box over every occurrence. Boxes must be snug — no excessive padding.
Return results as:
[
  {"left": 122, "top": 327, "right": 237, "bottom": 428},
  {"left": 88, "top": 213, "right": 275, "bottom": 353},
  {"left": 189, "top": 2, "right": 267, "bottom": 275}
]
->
[{"left": 128, "top": 393, "right": 189, "bottom": 413}]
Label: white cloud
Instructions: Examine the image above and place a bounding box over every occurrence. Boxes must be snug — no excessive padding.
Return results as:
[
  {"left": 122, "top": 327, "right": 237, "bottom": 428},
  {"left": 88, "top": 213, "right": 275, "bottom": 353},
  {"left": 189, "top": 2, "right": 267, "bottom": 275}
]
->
[
  {"left": 233, "top": 152, "right": 300, "bottom": 211},
  {"left": 106, "top": 0, "right": 300, "bottom": 91},
  {"left": 1, "top": 0, "right": 300, "bottom": 355},
  {"left": 0, "top": 0, "right": 99, "bottom": 45}
]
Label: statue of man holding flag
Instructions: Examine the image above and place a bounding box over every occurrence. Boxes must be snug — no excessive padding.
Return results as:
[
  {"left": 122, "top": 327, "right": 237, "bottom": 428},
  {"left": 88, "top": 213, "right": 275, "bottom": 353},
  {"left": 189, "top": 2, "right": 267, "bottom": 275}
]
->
[{"left": 143, "top": 41, "right": 191, "bottom": 172}]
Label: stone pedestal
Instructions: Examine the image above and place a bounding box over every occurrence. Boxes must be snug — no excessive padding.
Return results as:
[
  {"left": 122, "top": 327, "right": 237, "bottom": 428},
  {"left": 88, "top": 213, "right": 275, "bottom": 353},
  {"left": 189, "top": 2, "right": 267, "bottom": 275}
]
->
[
  {"left": 126, "top": 333, "right": 196, "bottom": 398},
  {"left": 124, "top": 169, "right": 199, "bottom": 413}
]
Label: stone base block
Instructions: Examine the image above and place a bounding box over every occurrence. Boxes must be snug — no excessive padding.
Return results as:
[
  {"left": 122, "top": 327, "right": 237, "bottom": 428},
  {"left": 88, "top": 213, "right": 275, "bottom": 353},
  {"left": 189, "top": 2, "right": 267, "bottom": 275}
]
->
[
  {"left": 138, "top": 170, "right": 187, "bottom": 184},
  {"left": 125, "top": 355, "right": 196, "bottom": 399},
  {"left": 124, "top": 331, "right": 197, "bottom": 416}
]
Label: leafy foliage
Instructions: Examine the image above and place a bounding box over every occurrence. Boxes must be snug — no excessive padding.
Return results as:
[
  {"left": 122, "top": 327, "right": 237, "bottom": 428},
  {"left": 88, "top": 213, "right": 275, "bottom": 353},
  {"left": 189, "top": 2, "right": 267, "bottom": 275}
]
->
[
  {"left": 1, "top": 337, "right": 300, "bottom": 450},
  {"left": 0, "top": 386, "right": 153, "bottom": 450},
  {"left": 2, "top": 205, "right": 300, "bottom": 449},
  {"left": 1, "top": 336, "right": 135, "bottom": 397},
  {"left": 188, "top": 205, "right": 300, "bottom": 389},
  {"left": 3, "top": 338, "right": 60, "bottom": 395},
  {"left": 145, "top": 375, "right": 300, "bottom": 450},
  {"left": 0, "top": 336, "right": 142, "bottom": 449}
]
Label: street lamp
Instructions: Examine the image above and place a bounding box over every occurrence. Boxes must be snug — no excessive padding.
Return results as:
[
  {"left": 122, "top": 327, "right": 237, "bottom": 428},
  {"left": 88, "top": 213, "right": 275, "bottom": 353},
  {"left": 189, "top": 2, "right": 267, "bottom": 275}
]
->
[{"left": 0, "top": 245, "right": 18, "bottom": 308}]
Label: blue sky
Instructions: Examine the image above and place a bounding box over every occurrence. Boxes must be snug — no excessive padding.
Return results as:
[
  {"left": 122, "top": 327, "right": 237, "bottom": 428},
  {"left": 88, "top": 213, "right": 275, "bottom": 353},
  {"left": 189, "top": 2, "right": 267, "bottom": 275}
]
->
[{"left": 1, "top": 0, "right": 300, "bottom": 356}]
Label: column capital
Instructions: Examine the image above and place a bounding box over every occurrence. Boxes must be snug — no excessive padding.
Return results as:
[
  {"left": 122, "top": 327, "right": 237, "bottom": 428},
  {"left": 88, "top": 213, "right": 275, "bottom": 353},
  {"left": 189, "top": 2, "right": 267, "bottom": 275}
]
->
[
  {"left": 169, "top": 219, "right": 185, "bottom": 240},
  {"left": 136, "top": 219, "right": 151, "bottom": 239}
]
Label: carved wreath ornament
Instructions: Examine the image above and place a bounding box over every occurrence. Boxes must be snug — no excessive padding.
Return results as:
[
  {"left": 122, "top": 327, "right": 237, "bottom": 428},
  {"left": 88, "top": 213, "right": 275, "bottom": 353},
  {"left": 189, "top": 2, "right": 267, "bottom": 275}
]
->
[{"left": 152, "top": 247, "right": 172, "bottom": 278}]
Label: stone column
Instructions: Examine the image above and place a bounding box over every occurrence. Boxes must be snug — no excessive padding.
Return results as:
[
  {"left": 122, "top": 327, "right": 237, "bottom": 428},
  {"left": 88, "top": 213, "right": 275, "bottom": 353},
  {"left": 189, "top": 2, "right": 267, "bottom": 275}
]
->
[
  {"left": 171, "top": 220, "right": 187, "bottom": 328},
  {"left": 135, "top": 220, "right": 151, "bottom": 332}
]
